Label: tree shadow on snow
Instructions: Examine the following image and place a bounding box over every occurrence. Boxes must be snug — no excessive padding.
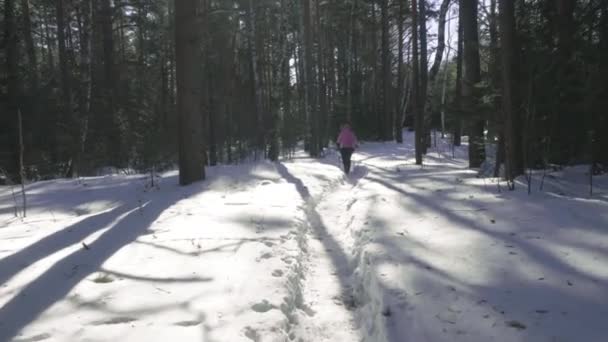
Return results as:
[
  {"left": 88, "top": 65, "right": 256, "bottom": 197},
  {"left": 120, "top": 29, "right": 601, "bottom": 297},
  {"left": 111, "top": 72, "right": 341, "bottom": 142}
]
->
[
  {"left": 361, "top": 172, "right": 608, "bottom": 341},
  {"left": 0, "top": 175, "right": 212, "bottom": 341},
  {"left": 274, "top": 163, "right": 363, "bottom": 323}
]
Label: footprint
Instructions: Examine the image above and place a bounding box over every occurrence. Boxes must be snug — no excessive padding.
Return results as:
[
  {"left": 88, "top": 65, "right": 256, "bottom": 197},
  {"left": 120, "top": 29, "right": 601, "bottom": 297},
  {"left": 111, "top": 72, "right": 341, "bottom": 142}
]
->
[
  {"left": 272, "top": 269, "right": 284, "bottom": 277},
  {"left": 256, "top": 252, "right": 273, "bottom": 262},
  {"left": 12, "top": 333, "right": 52, "bottom": 342},
  {"left": 264, "top": 241, "right": 274, "bottom": 247},
  {"left": 346, "top": 199, "right": 358, "bottom": 210},
  {"left": 92, "top": 273, "right": 115, "bottom": 284},
  {"left": 174, "top": 320, "right": 201, "bottom": 327},
  {"left": 244, "top": 326, "right": 260, "bottom": 341},
  {"left": 90, "top": 316, "right": 137, "bottom": 326},
  {"left": 251, "top": 300, "right": 274, "bottom": 313}
]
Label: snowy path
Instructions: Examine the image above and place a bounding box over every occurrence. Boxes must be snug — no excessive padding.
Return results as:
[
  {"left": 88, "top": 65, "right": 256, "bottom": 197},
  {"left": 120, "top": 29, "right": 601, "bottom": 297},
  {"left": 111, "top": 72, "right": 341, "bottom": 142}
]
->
[
  {"left": 274, "top": 161, "right": 364, "bottom": 341},
  {"left": 1, "top": 132, "right": 607, "bottom": 342}
]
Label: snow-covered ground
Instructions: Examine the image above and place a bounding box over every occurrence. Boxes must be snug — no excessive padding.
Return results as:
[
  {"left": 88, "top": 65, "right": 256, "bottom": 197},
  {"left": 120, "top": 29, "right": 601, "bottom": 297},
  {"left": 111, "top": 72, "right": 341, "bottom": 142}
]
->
[{"left": 1, "top": 132, "right": 607, "bottom": 342}]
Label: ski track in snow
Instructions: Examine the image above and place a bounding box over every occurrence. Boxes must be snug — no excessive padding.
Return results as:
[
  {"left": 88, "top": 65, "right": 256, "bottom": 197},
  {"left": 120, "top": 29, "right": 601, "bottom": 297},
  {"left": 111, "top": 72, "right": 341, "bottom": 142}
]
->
[{"left": 1, "top": 131, "right": 608, "bottom": 342}]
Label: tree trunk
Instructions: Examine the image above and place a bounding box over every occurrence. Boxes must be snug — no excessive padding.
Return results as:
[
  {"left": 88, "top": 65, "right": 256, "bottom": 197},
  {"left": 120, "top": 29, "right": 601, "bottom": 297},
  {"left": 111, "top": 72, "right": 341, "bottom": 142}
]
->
[
  {"left": 429, "top": 0, "right": 451, "bottom": 82},
  {"left": 247, "top": 0, "right": 265, "bottom": 156},
  {"left": 440, "top": 16, "right": 453, "bottom": 138},
  {"left": 394, "top": 0, "right": 405, "bottom": 143},
  {"left": 381, "top": 0, "right": 392, "bottom": 141},
  {"left": 175, "top": 0, "right": 205, "bottom": 184},
  {"left": 43, "top": 4, "right": 56, "bottom": 72},
  {"left": 21, "top": 0, "right": 38, "bottom": 92},
  {"left": 302, "top": 0, "right": 319, "bottom": 156},
  {"left": 315, "top": 0, "right": 328, "bottom": 148},
  {"left": 56, "top": 0, "right": 72, "bottom": 112},
  {"left": 453, "top": 1, "right": 464, "bottom": 146},
  {"left": 412, "top": 0, "right": 423, "bottom": 165},
  {"left": 75, "top": 0, "right": 92, "bottom": 173},
  {"left": 594, "top": 2, "right": 608, "bottom": 169},
  {"left": 499, "top": 0, "right": 522, "bottom": 181},
  {"left": 489, "top": 0, "right": 503, "bottom": 177},
  {"left": 419, "top": 0, "right": 430, "bottom": 152},
  {"left": 554, "top": 0, "right": 578, "bottom": 163},
  {"left": 56, "top": 0, "right": 79, "bottom": 175},
  {"left": 461, "top": 0, "right": 485, "bottom": 168},
  {"left": 100, "top": 0, "right": 120, "bottom": 163},
  {"left": 5, "top": 0, "right": 20, "bottom": 177}
]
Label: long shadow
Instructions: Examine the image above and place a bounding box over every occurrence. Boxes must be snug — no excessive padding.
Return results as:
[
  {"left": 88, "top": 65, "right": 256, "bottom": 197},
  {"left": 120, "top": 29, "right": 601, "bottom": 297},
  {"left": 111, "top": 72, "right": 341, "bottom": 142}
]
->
[
  {"left": 366, "top": 174, "right": 604, "bottom": 284},
  {"left": 274, "top": 163, "right": 358, "bottom": 308},
  {"left": 0, "top": 177, "right": 205, "bottom": 341},
  {"left": 0, "top": 176, "right": 146, "bottom": 217},
  {"left": 0, "top": 204, "right": 132, "bottom": 286},
  {"left": 363, "top": 173, "right": 608, "bottom": 340}
]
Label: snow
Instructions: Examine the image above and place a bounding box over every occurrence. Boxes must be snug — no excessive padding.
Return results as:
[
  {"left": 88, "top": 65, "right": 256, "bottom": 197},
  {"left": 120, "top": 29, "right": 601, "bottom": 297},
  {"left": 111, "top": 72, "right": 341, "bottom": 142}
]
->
[{"left": 1, "top": 132, "right": 607, "bottom": 342}]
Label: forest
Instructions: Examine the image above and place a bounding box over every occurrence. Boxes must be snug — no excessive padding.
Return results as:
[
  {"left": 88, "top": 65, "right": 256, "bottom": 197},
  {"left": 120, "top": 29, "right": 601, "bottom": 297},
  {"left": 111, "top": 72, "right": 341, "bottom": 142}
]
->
[
  {"left": 1, "top": 2, "right": 608, "bottom": 341},
  {"left": 1, "top": 0, "right": 607, "bottom": 185}
]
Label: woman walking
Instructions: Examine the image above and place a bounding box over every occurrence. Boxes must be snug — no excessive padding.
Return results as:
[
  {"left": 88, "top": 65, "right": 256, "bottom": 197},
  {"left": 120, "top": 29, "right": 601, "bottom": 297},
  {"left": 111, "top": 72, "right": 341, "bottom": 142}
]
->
[{"left": 336, "top": 123, "right": 358, "bottom": 174}]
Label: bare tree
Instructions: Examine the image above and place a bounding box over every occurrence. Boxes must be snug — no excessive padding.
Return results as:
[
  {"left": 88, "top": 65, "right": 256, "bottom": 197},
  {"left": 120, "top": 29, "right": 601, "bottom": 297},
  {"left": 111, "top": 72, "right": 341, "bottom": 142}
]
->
[
  {"left": 175, "top": 0, "right": 205, "bottom": 184},
  {"left": 412, "top": 0, "right": 423, "bottom": 165},
  {"left": 461, "top": 0, "right": 485, "bottom": 167}
]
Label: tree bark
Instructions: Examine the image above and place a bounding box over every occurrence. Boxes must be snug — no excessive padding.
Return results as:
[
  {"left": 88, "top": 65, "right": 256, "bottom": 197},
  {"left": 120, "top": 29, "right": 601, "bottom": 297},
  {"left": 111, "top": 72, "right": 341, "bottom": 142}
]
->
[
  {"left": 302, "top": 0, "right": 319, "bottom": 156},
  {"left": 395, "top": 0, "right": 405, "bottom": 143},
  {"left": 412, "top": 0, "right": 423, "bottom": 165},
  {"left": 453, "top": 1, "right": 464, "bottom": 146},
  {"left": 56, "top": 0, "right": 80, "bottom": 175},
  {"left": 20, "top": 0, "right": 38, "bottom": 92},
  {"left": 315, "top": 0, "right": 328, "bottom": 148},
  {"left": 419, "top": 0, "right": 430, "bottom": 152},
  {"left": 429, "top": 0, "right": 451, "bottom": 82},
  {"left": 175, "top": 0, "right": 205, "bottom": 184},
  {"left": 247, "top": 0, "right": 265, "bottom": 155},
  {"left": 461, "top": 0, "right": 485, "bottom": 168},
  {"left": 5, "top": 0, "right": 20, "bottom": 177},
  {"left": 381, "top": 0, "right": 392, "bottom": 141}
]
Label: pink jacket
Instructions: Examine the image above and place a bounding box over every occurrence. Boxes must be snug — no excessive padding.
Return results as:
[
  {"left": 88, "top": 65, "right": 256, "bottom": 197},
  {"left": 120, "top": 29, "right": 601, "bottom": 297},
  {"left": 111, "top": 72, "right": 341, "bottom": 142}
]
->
[{"left": 337, "top": 127, "right": 357, "bottom": 149}]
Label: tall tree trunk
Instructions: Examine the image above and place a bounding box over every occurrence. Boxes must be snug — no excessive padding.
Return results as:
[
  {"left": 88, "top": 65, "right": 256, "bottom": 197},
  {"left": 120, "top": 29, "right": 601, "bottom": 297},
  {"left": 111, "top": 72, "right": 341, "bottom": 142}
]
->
[
  {"left": 440, "top": 16, "right": 453, "bottom": 138},
  {"left": 5, "top": 0, "right": 20, "bottom": 176},
  {"left": 381, "top": 0, "right": 392, "bottom": 141},
  {"left": 175, "top": 0, "right": 205, "bottom": 184},
  {"left": 345, "top": 1, "right": 356, "bottom": 124},
  {"left": 56, "top": 0, "right": 79, "bottom": 175},
  {"left": 315, "top": 0, "right": 328, "bottom": 148},
  {"left": 594, "top": 1, "right": 608, "bottom": 169},
  {"left": 429, "top": 0, "right": 451, "bottom": 82},
  {"left": 75, "top": 0, "right": 92, "bottom": 173},
  {"left": 247, "top": 0, "right": 265, "bottom": 155},
  {"left": 453, "top": 1, "right": 464, "bottom": 146},
  {"left": 302, "top": 0, "right": 318, "bottom": 156},
  {"left": 395, "top": 0, "right": 405, "bottom": 143},
  {"left": 419, "top": 0, "right": 429, "bottom": 152},
  {"left": 21, "top": 0, "right": 38, "bottom": 92},
  {"left": 499, "top": 0, "right": 518, "bottom": 184},
  {"left": 56, "top": 0, "right": 72, "bottom": 114},
  {"left": 280, "top": 0, "right": 293, "bottom": 155},
  {"left": 554, "top": 0, "right": 578, "bottom": 163},
  {"left": 489, "top": 0, "right": 504, "bottom": 177},
  {"left": 412, "top": 0, "right": 423, "bottom": 165},
  {"left": 461, "top": 0, "right": 485, "bottom": 168},
  {"left": 428, "top": 0, "right": 451, "bottom": 146},
  {"left": 99, "top": 0, "right": 120, "bottom": 163}
]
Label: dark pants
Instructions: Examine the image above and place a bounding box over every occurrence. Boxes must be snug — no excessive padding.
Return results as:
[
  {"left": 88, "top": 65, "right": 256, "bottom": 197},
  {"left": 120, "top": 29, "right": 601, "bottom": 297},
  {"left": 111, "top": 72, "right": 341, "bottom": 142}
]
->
[{"left": 340, "top": 148, "right": 354, "bottom": 174}]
